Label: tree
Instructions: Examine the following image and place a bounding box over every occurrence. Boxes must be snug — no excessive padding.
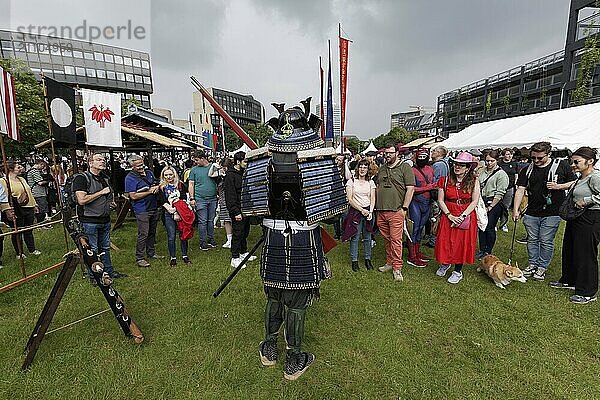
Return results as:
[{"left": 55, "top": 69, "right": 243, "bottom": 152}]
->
[
  {"left": 0, "top": 58, "right": 48, "bottom": 158},
  {"left": 122, "top": 97, "right": 141, "bottom": 116},
  {"left": 345, "top": 137, "right": 362, "bottom": 154},
  {"left": 373, "top": 127, "right": 419, "bottom": 149}
]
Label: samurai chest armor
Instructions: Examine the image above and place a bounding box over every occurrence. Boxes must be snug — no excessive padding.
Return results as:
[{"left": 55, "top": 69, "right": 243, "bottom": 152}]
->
[{"left": 240, "top": 100, "right": 347, "bottom": 289}]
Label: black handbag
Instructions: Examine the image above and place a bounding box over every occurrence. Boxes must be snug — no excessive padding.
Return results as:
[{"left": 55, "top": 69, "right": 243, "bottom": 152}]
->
[{"left": 559, "top": 179, "right": 590, "bottom": 221}]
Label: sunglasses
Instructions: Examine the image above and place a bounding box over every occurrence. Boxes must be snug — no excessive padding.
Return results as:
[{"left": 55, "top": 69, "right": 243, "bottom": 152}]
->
[
  {"left": 532, "top": 155, "right": 547, "bottom": 161},
  {"left": 484, "top": 159, "right": 496, "bottom": 163},
  {"left": 570, "top": 159, "right": 584, "bottom": 165},
  {"left": 453, "top": 163, "right": 468, "bottom": 168}
]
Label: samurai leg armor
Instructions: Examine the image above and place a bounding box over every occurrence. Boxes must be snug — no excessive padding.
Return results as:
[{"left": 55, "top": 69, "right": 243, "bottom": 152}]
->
[
  {"left": 265, "top": 294, "right": 285, "bottom": 341},
  {"left": 285, "top": 307, "right": 306, "bottom": 354}
]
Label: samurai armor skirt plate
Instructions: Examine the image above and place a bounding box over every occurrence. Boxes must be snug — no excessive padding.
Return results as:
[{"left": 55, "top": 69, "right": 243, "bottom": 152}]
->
[{"left": 261, "top": 219, "right": 325, "bottom": 290}]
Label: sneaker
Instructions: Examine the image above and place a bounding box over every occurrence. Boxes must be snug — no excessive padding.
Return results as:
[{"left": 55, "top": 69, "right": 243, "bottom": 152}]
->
[
  {"left": 110, "top": 271, "right": 127, "bottom": 278},
  {"left": 0, "top": 264, "right": 4, "bottom": 270},
  {"left": 392, "top": 269, "right": 404, "bottom": 282},
  {"left": 407, "top": 258, "right": 427, "bottom": 268},
  {"left": 436, "top": 264, "right": 451, "bottom": 277},
  {"left": 522, "top": 265, "right": 537, "bottom": 277},
  {"left": 31, "top": 250, "right": 42, "bottom": 256},
  {"left": 16, "top": 254, "right": 26, "bottom": 260},
  {"left": 447, "top": 270, "right": 463, "bottom": 284},
  {"left": 258, "top": 339, "right": 278, "bottom": 366},
  {"left": 533, "top": 267, "right": 546, "bottom": 281},
  {"left": 182, "top": 256, "right": 191, "bottom": 264},
  {"left": 231, "top": 257, "right": 245, "bottom": 269},
  {"left": 137, "top": 259, "right": 151, "bottom": 268},
  {"left": 149, "top": 254, "right": 165, "bottom": 260},
  {"left": 240, "top": 252, "right": 257, "bottom": 262},
  {"left": 170, "top": 258, "right": 177, "bottom": 267},
  {"left": 501, "top": 225, "right": 509, "bottom": 233},
  {"left": 222, "top": 241, "right": 231, "bottom": 248},
  {"left": 378, "top": 264, "right": 393, "bottom": 273},
  {"left": 372, "top": 240, "right": 376, "bottom": 247},
  {"left": 549, "top": 281, "right": 575, "bottom": 290},
  {"left": 475, "top": 251, "right": 487, "bottom": 261},
  {"left": 200, "top": 242, "right": 210, "bottom": 251},
  {"left": 207, "top": 240, "right": 217, "bottom": 248},
  {"left": 569, "top": 294, "right": 597, "bottom": 304},
  {"left": 516, "top": 237, "right": 528, "bottom": 245},
  {"left": 284, "top": 351, "right": 315, "bottom": 381}
]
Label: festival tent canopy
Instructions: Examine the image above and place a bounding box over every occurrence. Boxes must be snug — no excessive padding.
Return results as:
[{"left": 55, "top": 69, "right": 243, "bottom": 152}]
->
[
  {"left": 361, "top": 141, "right": 378, "bottom": 154},
  {"left": 438, "top": 102, "right": 600, "bottom": 151},
  {"left": 229, "top": 142, "right": 252, "bottom": 156},
  {"left": 335, "top": 143, "right": 352, "bottom": 154}
]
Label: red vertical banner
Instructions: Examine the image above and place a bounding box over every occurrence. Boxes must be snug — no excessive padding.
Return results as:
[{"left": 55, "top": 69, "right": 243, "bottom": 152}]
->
[
  {"left": 319, "top": 56, "right": 325, "bottom": 140},
  {"left": 339, "top": 36, "right": 349, "bottom": 134}
]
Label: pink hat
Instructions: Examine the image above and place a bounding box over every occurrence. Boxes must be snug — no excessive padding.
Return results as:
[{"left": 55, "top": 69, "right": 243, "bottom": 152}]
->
[{"left": 450, "top": 151, "right": 478, "bottom": 166}]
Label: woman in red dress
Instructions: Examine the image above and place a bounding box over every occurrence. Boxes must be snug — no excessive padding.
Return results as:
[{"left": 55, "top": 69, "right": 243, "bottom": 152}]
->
[{"left": 434, "top": 152, "right": 481, "bottom": 284}]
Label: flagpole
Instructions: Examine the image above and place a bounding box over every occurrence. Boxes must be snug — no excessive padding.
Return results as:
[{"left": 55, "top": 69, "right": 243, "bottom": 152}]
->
[
  {"left": 41, "top": 74, "right": 70, "bottom": 252},
  {"left": 339, "top": 23, "right": 342, "bottom": 152},
  {"left": 319, "top": 56, "right": 324, "bottom": 140}
]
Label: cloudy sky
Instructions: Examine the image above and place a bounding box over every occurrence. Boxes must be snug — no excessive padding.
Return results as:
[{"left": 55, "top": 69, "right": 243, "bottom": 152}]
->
[{"left": 4, "top": 0, "right": 573, "bottom": 139}]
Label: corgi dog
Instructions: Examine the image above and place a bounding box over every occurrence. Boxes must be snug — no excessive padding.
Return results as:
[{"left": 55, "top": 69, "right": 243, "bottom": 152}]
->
[{"left": 477, "top": 254, "right": 527, "bottom": 289}]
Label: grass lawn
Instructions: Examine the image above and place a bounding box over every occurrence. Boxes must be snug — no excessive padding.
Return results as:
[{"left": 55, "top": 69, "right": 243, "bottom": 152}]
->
[{"left": 1, "top": 219, "right": 599, "bottom": 399}]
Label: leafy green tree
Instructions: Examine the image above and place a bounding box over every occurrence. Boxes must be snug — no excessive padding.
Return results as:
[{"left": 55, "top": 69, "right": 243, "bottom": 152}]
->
[
  {"left": 373, "top": 127, "right": 419, "bottom": 149},
  {"left": 122, "top": 98, "right": 142, "bottom": 116},
  {"left": 0, "top": 58, "right": 48, "bottom": 158},
  {"left": 345, "top": 137, "right": 362, "bottom": 154}
]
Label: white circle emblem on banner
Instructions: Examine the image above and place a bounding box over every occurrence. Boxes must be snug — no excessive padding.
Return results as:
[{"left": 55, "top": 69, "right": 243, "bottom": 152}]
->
[{"left": 50, "top": 98, "right": 73, "bottom": 128}]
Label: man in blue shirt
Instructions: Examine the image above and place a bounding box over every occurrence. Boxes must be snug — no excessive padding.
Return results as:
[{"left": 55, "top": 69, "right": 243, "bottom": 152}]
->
[
  {"left": 125, "top": 154, "right": 162, "bottom": 267},
  {"left": 188, "top": 150, "right": 219, "bottom": 251}
]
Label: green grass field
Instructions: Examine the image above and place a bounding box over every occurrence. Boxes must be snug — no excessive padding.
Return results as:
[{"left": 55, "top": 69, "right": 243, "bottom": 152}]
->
[{"left": 1, "top": 219, "right": 599, "bottom": 399}]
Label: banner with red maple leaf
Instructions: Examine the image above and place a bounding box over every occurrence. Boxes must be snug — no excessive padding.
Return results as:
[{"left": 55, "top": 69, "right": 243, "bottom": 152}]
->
[{"left": 82, "top": 88, "right": 122, "bottom": 147}]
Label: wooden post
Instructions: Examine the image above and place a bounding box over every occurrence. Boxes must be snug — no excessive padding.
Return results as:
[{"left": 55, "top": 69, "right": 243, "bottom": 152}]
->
[{"left": 22, "top": 254, "right": 79, "bottom": 370}]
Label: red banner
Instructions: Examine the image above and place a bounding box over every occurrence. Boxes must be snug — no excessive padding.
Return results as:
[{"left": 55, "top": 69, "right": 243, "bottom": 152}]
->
[{"left": 339, "top": 36, "right": 349, "bottom": 134}]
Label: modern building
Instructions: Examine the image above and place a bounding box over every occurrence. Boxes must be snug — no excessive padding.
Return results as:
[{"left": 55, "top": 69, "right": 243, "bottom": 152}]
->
[
  {"left": 315, "top": 102, "right": 341, "bottom": 140},
  {"left": 404, "top": 113, "right": 437, "bottom": 137},
  {"left": 437, "top": 0, "right": 600, "bottom": 137},
  {"left": 191, "top": 87, "right": 265, "bottom": 136},
  {"left": 0, "top": 29, "right": 153, "bottom": 108},
  {"left": 390, "top": 109, "right": 423, "bottom": 129}
]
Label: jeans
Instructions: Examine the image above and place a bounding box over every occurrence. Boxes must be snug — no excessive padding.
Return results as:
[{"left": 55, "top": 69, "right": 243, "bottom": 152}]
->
[
  {"left": 164, "top": 211, "right": 188, "bottom": 259},
  {"left": 349, "top": 216, "right": 372, "bottom": 262},
  {"left": 522, "top": 214, "right": 561, "bottom": 270},
  {"left": 82, "top": 221, "right": 114, "bottom": 276},
  {"left": 478, "top": 203, "right": 503, "bottom": 254},
  {"left": 13, "top": 207, "right": 36, "bottom": 255},
  {"left": 196, "top": 197, "right": 217, "bottom": 246},
  {"left": 231, "top": 217, "right": 250, "bottom": 259},
  {"left": 135, "top": 209, "right": 160, "bottom": 261}
]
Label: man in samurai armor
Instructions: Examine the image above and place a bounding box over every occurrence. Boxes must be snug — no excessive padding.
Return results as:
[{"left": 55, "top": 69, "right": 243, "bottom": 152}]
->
[{"left": 242, "top": 99, "right": 346, "bottom": 380}]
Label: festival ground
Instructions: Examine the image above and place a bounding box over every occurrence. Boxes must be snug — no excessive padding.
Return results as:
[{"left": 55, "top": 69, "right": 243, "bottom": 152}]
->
[{"left": 1, "top": 221, "right": 599, "bottom": 399}]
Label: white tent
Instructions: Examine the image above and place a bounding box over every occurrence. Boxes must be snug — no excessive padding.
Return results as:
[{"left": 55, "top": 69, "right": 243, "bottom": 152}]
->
[
  {"left": 439, "top": 102, "right": 600, "bottom": 151},
  {"left": 335, "top": 143, "right": 352, "bottom": 154},
  {"left": 229, "top": 142, "right": 252, "bottom": 156},
  {"left": 361, "top": 141, "right": 378, "bottom": 155}
]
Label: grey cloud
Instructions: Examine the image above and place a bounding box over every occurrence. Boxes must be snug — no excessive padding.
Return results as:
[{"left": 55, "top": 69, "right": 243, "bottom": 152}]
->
[{"left": 151, "top": 0, "right": 226, "bottom": 71}]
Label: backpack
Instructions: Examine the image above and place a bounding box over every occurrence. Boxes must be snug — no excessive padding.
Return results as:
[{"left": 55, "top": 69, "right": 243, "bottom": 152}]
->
[
  {"left": 63, "top": 172, "right": 91, "bottom": 210},
  {"left": 523, "top": 158, "right": 562, "bottom": 193}
]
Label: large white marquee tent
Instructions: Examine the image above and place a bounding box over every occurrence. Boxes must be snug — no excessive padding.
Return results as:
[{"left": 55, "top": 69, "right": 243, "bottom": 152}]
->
[{"left": 439, "top": 102, "right": 600, "bottom": 151}]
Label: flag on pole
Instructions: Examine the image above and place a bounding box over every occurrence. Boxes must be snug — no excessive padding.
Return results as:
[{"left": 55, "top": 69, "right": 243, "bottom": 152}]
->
[
  {"left": 339, "top": 34, "right": 349, "bottom": 135},
  {"left": 82, "top": 88, "right": 122, "bottom": 147},
  {"left": 0, "top": 66, "right": 20, "bottom": 141},
  {"left": 319, "top": 56, "right": 325, "bottom": 140},
  {"left": 325, "top": 40, "right": 334, "bottom": 141},
  {"left": 45, "top": 77, "right": 77, "bottom": 144}
]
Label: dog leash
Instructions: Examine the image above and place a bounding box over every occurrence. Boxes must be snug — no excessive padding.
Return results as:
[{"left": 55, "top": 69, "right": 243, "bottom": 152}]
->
[{"left": 508, "top": 217, "right": 517, "bottom": 265}]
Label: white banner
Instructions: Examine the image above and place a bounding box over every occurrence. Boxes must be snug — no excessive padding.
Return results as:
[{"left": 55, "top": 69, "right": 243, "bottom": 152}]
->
[{"left": 82, "top": 89, "right": 122, "bottom": 147}]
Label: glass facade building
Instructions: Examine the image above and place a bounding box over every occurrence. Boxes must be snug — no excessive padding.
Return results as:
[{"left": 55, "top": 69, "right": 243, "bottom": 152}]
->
[
  {"left": 437, "top": 0, "right": 599, "bottom": 137},
  {"left": 0, "top": 29, "right": 152, "bottom": 108}
]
